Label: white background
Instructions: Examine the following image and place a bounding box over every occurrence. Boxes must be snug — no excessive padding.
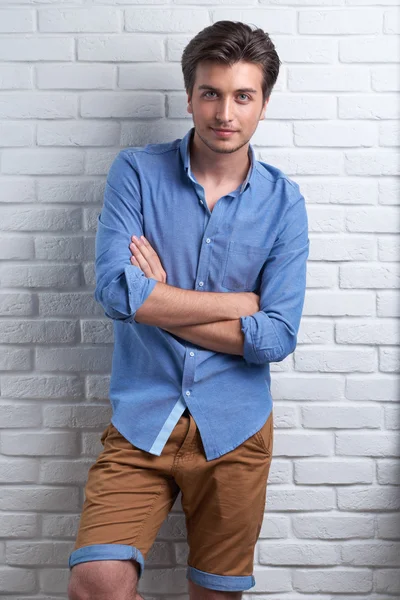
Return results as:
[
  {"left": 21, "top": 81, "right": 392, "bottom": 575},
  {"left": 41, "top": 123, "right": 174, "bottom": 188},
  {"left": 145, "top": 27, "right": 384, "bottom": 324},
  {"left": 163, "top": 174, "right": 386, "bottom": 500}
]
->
[{"left": 0, "top": 1, "right": 399, "bottom": 598}]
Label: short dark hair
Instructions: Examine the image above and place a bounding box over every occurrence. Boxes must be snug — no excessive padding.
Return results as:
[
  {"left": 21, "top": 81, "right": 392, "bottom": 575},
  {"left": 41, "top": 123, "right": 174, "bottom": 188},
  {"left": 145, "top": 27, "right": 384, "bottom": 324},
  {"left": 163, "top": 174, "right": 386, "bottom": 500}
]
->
[{"left": 181, "top": 20, "right": 281, "bottom": 104}]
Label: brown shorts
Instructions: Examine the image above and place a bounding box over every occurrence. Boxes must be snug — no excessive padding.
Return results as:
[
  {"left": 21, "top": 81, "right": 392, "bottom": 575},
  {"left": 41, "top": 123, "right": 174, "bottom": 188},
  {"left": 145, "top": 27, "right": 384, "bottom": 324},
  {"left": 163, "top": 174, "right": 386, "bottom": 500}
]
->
[{"left": 68, "top": 408, "right": 273, "bottom": 593}]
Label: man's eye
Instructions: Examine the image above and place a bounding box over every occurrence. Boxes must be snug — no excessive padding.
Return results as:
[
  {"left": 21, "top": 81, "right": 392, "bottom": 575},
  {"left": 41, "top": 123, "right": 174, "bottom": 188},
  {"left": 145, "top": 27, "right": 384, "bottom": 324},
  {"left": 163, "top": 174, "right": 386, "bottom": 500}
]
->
[
  {"left": 238, "top": 94, "right": 249, "bottom": 101},
  {"left": 204, "top": 91, "right": 217, "bottom": 98}
]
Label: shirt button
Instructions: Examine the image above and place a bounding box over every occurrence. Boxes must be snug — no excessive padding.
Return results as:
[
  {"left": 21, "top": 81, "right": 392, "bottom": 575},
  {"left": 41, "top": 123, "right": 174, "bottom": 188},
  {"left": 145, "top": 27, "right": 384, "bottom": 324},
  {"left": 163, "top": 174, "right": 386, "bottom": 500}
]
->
[
  {"left": 189, "top": 351, "right": 194, "bottom": 357},
  {"left": 200, "top": 200, "right": 203, "bottom": 205},
  {"left": 198, "top": 281, "right": 204, "bottom": 287},
  {"left": 206, "top": 238, "right": 211, "bottom": 244},
  {"left": 185, "top": 391, "right": 191, "bottom": 396}
]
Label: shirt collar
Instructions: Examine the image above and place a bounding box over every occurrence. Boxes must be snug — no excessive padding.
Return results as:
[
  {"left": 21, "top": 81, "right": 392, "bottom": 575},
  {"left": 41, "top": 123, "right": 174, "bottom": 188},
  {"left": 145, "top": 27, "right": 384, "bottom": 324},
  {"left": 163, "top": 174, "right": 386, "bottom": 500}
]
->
[{"left": 179, "top": 127, "right": 256, "bottom": 195}]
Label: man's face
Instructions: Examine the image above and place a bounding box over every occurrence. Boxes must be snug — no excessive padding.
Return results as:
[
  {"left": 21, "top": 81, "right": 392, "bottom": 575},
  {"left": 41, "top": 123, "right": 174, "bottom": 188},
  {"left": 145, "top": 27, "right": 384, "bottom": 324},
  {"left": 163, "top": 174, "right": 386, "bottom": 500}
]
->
[{"left": 187, "top": 60, "right": 269, "bottom": 155}]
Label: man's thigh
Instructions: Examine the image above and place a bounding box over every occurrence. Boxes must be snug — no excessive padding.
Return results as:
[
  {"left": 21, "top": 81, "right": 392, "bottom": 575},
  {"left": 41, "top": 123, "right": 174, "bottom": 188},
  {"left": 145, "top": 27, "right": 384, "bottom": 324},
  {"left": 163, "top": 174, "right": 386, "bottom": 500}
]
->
[{"left": 175, "top": 410, "right": 274, "bottom": 594}]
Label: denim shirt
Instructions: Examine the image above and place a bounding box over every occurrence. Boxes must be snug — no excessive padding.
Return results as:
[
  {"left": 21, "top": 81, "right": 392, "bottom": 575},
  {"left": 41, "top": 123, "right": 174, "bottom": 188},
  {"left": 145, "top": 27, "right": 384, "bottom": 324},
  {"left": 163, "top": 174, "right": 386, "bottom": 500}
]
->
[{"left": 94, "top": 127, "right": 309, "bottom": 461}]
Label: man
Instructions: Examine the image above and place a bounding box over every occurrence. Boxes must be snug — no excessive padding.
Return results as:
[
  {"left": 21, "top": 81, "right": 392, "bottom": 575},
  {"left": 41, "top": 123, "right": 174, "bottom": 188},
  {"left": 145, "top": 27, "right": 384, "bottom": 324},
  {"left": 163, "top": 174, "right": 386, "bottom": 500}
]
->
[{"left": 68, "top": 20, "right": 309, "bottom": 600}]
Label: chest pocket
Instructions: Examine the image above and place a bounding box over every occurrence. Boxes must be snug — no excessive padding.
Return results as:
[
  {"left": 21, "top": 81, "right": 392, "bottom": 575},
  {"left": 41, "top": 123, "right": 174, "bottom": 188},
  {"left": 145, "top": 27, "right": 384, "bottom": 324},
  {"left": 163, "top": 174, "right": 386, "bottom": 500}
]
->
[{"left": 222, "top": 240, "right": 270, "bottom": 292}]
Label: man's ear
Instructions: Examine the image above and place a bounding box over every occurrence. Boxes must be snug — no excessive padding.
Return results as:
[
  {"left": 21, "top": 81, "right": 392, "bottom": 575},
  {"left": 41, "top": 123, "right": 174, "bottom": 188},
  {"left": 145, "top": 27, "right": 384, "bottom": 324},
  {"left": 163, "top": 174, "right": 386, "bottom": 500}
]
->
[
  {"left": 187, "top": 93, "right": 193, "bottom": 115},
  {"left": 259, "top": 97, "right": 270, "bottom": 121}
]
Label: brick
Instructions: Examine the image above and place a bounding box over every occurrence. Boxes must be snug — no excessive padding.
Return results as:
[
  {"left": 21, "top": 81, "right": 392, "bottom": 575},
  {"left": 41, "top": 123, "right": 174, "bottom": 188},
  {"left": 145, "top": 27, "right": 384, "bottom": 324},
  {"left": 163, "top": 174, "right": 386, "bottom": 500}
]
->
[
  {"left": 37, "top": 63, "right": 115, "bottom": 89},
  {"left": 42, "top": 514, "right": 80, "bottom": 538},
  {"left": 302, "top": 405, "right": 381, "bottom": 429},
  {"left": 384, "top": 406, "right": 400, "bottom": 430},
  {"left": 81, "top": 92, "right": 164, "bottom": 118},
  {"left": 0, "top": 235, "right": 34, "bottom": 259},
  {"left": 297, "top": 319, "right": 333, "bottom": 344},
  {"left": 379, "top": 178, "right": 399, "bottom": 204},
  {"left": 39, "top": 292, "right": 103, "bottom": 317},
  {"left": 271, "top": 374, "right": 344, "bottom": 400},
  {"left": 341, "top": 542, "right": 400, "bottom": 566},
  {"left": 346, "top": 207, "right": 400, "bottom": 232},
  {"left": 379, "top": 120, "right": 400, "bottom": 146},
  {"left": 0, "top": 320, "right": 77, "bottom": 344},
  {"left": 309, "top": 236, "right": 375, "bottom": 261},
  {"left": 294, "top": 121, "right": 377, "bottom": 147},
  {"left": 37, "top": 178, "right": 105, "bottom": 204},
  {"left": 258, "top": 150, "right": 342, "bottom": 175},
  {"left": 378, "top": 514, "right": 400, "bottom": 538},
  {"left": 0, "top": 179, "right": 35, "bottom": 203},
  {"left": 339, "top": 94, "right": 399, "bottom": 119},
  {"left": 0, "top": 9, "right": 34, "bottom": 32},
  {"left": 340, "top": 486, "right": 400, "bottom": 511},
  {"left": 379, "top": 347, "right": 399, "bottom": 372},
  {"left": 35, "top": 236, "right": 84, "bottom": 260},
  {"left": 119, "top": 64, "right": 184, "bottom": 90},
  {"left": 0, "top": 404, "right": 41, "bottom": 428},
  {"left": 377, "top": 291, "right": 400, "bottom": 316},
  {"left": 85, "top": 149, "right": 117, "bottom": 174},
  {"left": 0, "top": 567, "right": 36, "bottom": 593},
  {"left": 0, "top": 264, "right": 80, "bottom": 288},
  {"left": 306, "top": 263, "right": 338, "bottom": 287},
  {"left": 212, "top": 9, "right": 295, "bottom": 33},
  {"left": 371, "top": 66, "right": 400, "bottom": 92},
  {"left": 0, "top": 206, "right": 81, "bottom": 232},
  {"left": 38, "top": 8, "right": 119, "bottom": 32},
  {"left": 336, "top": 432, "right": 400, "bottom": 457},
  {"left": 267, "top": 488, "right": 335, "bottom": 511},
  {"left": 289, "top": 66, "right": 369, "bottom": 91},
  {"left": 340, "top": 36, "right": 400, "bottom": 62},
  {"left": 1, "top": 149, "right": 83, "bottom": 175},
  {"left": 37, "top": 121, "right": 120, "bottom": 146},
  {"left": 292, "top": 514, "right": 374, "bottom": 539},
  {"left": 0, "top": 293, "right": 33, "bottom": 316},
  {"left": 0, "top": 347, "right": 32, "bottom": 370},
  {"left": 1, "top": 432, "right": 80, "bottom": 457},
  {"left": 35, "top": 346, "right": 113, "bottom": 372},
  {"left": 43, "top": 404, "right": 111, "bottom": 427},
  {"left": 294, "top": 348, "right": 376, "bottom": 372},
  {"left": 378, "top": 236, "right": 400, "bottom": 261},
  {"left": 0, "top": 64, "right": 32, "bottom": 89},
  {"left": 6, "top": 541, "right": 73, "bottom": 566},
  {"left": 40, "top": 568, "right": 69, "bottom": 594},
  {"left": 85, "top": 374, "right": 110, "bottom": 400},
  {"left": 40, "top": 459, "right": 93, "bottom": 485},
  {"left": 81, "top": 319, "right": 113, "bottom": 343},
  {"left": 308, "top": 206, "right": 344, "bottom": 232},
  {"left": 0, "top": 487, "right": 79, "bottom": 511},
  {"left": 345, "top": 150, "right": 399, "bottom": 176},
  {"left": 0, "top": 374, "right": 82, "bottom": 398},
  {"left": 377, "top": 460, "right": 400, "bottom": 484},
  {"left": 336, "top": 319, "right": 400, "bottom": 345},
  {"left": 266, "top": 94, "right": 336, "bottom": 119},
  {"left": 293, "top": 569, "right": 372, "bottom": 594},
  {"left": 346, "top": 375, "right": 399, "bottom": 401},
  {"left": 0, "top": 122, "right": 34, "bottom": 146},
  {"left": 121, "top": 120, "right": 190, "bottom": 147},
  {"left": 0, "top": 514, "right": 38, "bottom": 538},
  {"left": 125, "top": 8, "right": 209, "bottom": 32},
  {"left": 274, "top": 36, "right": 336, "bottom": 63},
  {"left": 340, "top": 263, "right": 400, "bottom": 288},
  {"left": 0, "top": 37, "right": 73, "bottom": 61},
  {"left": 0, "top": 94, "right": 77, "bottom": 120},
  {"left": 0, "top": 458, "right": 39, "bottom": 483},
  {"left": 78, "top": 35, "right": 163, "bottom": 62},
  {"left": 303, "top": 292, "right": 375, "bottom": 316},
  {"left": 384, "top": 8, "right": 400, "bottom": 32},
  {"left": 299, "top": 9, "right": 381, "bottom": 34}
]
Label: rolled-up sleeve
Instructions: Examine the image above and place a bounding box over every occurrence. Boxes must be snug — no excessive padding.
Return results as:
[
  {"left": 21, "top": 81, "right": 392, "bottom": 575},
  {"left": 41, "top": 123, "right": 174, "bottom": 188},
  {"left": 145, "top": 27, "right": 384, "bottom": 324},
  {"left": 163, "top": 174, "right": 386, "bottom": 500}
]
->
[
  {"left": 240, "top": 186, "right": 309, "bottom": 365},
  {"left": 94, "top": 150, "right": 158, "bottom": 322}
]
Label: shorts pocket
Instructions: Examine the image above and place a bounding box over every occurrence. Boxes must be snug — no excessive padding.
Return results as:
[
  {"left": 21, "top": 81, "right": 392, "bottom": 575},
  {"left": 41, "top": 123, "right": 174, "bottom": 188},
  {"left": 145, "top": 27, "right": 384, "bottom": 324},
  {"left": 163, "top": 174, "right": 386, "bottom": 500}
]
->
[
  {"left": 255, "top": 411, "right": 273, "bottom": 457},
  {"left": 100, "top": 423, "right": 112, "bottom": 446},
  {"left": 222, "top": 241, "right": 270, "bottom": 292}
]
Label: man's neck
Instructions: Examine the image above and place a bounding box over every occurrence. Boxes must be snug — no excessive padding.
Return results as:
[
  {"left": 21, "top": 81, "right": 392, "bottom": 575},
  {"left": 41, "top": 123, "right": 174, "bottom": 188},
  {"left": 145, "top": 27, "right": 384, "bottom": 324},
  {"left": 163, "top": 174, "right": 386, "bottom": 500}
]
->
[{"left": 189, "top": 129, "right": 250, "bottom": 188}]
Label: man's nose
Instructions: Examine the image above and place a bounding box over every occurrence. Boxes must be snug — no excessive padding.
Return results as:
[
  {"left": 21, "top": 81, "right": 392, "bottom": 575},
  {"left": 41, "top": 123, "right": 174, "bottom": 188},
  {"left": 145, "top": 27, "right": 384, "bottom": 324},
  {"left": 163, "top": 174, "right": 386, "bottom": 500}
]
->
[{"left": 215, "top": 98, "right": 234, "bottom": 123}]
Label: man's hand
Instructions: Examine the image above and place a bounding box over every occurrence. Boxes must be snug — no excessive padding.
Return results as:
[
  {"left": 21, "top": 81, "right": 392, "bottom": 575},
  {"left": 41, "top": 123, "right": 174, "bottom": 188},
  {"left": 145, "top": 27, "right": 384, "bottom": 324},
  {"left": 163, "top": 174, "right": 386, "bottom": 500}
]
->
[{"left": 129, "top": 235, "right": 167, "bottom": 283}]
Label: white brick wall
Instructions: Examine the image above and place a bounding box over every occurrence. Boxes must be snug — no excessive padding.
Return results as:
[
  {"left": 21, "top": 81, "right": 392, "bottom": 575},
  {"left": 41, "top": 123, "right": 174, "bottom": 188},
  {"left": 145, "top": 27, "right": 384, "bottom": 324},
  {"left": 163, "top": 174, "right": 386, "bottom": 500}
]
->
[{"left": 0, "top": 1, "right": 399, "bottom": 598}]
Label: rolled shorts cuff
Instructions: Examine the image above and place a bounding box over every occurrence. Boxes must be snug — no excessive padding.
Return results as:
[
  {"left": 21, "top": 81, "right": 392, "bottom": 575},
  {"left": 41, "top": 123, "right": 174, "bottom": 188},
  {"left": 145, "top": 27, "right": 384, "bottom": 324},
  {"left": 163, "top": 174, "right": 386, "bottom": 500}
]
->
[
  {"left": 187, "top": 565, "right": 255, "bottom": 591},
  {"left": 68, "top": 544, "right": 145, "bottom": 578}
]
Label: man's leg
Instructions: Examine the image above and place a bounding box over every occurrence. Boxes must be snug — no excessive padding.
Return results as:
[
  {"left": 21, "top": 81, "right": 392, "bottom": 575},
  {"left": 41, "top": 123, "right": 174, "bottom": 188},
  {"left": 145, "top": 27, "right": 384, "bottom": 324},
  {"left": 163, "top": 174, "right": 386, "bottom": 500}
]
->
[
  {"left": 68, "top": 560, "right": 140, "bottom": 600},
  {"left": 188, "top": 579, "right": 242, "bottom": 600}
]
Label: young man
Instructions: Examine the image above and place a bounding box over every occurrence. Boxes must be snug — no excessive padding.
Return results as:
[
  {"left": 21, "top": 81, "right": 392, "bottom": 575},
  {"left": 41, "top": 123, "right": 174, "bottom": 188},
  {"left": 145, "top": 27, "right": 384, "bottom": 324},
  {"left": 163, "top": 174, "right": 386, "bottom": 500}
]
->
[{"left": 68, "top": 20, "right": 309, "bottom": 600}]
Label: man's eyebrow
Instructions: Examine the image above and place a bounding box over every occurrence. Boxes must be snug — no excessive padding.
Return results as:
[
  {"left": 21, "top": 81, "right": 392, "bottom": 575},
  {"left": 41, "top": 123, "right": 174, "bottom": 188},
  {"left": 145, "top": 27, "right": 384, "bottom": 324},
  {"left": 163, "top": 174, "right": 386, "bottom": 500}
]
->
[{"left": 197, "top": 85, "right": 258, "bottom": 94}]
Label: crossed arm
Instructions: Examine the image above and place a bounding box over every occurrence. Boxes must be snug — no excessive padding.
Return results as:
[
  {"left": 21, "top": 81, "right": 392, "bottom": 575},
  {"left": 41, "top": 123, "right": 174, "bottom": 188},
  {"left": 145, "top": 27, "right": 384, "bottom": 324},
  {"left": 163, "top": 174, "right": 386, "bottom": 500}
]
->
[{"left": 129, "top": 235, "right": 258, "bottom": 356}]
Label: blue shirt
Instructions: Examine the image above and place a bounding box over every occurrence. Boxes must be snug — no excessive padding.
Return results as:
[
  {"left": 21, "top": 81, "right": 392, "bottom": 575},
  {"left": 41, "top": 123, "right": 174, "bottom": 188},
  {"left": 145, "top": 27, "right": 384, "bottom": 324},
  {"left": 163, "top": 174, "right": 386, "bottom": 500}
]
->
[{"left": 94, "top": 127, "right": 309, "bottom": 461}]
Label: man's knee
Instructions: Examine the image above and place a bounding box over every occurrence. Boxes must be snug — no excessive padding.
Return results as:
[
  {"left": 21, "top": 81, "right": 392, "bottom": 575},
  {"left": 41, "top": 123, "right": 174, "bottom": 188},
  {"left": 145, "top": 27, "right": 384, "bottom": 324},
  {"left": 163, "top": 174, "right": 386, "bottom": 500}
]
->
[{"left": 68, "top": 559, "right": 140, "bottom": 600}]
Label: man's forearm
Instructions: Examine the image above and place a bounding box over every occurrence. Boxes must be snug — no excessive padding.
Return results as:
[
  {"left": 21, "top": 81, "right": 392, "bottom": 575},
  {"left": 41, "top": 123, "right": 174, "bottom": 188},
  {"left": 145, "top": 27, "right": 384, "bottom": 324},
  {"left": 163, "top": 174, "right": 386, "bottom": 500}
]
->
[
  {"left": 134, "top": 281, "right": 241, "bottom": 328},
  {"left": 163, "top": 319, "right": 245, "bottom": 356}
]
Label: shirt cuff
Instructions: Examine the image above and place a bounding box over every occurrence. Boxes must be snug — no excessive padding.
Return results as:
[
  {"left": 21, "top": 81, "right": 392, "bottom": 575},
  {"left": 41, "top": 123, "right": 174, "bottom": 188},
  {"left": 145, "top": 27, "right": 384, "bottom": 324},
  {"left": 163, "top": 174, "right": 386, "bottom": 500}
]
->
[
  {"left": 240, "top": 312, "right": 283, "bottom": 365},
  {"left": 124, "top": 265, "right": 158, "bottom": 321}
]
